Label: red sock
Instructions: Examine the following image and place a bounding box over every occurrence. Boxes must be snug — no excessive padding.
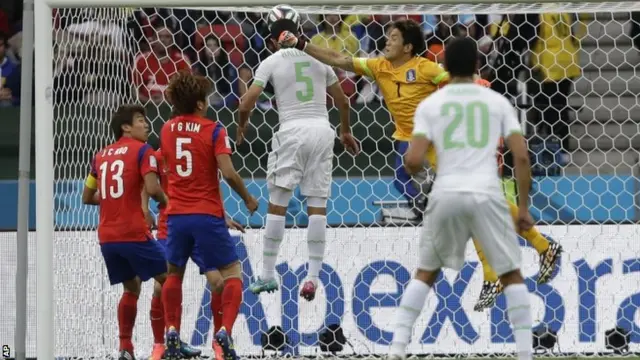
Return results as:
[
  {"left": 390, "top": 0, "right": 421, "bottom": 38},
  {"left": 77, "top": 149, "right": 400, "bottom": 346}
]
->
[
  {"left": 118, "top": 292, "right": 139, "bottom": 352},
  {"left": 162, "top": 274, "right": 183, "bottom": 331},
  {"left": 211, "top": 289, "right": 223, "bottom": 333},
  {"left": 150, "top": 296, "right": 165, "bottom": 344},
  {"left": 221, "top": 278, "right": 242, "bottom": 335}
]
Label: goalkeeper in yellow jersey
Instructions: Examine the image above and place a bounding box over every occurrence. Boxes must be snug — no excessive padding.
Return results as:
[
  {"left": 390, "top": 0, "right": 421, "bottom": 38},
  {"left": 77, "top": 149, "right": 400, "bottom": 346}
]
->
[{"left": 278, "top": 17, "right": 562, "bottom": 310}]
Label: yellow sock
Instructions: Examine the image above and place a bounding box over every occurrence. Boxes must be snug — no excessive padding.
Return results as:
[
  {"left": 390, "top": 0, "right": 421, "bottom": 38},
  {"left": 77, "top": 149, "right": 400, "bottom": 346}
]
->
[
  {"left": 473, "top": 238, "right": 499, "bottom": 283},
  {"left": 507, "top": 200, "right": 550, "bottom": 254},
  {"left": 520, "top": 227, "right": 550, "bottom": 254}
]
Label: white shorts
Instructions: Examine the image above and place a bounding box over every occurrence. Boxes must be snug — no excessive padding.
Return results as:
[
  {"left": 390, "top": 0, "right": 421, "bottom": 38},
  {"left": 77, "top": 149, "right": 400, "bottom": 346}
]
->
[
  {"left": 418, "top": 191, "right": 521, "bottom": 276},
  {"left": 267, "top": 124, "right": 335, "bottom": 198}
]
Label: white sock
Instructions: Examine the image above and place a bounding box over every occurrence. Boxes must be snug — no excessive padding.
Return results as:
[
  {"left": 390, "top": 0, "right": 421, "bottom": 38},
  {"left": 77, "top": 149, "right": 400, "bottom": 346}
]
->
[
  {"left": 389, "top": 279, "right": 431, "bottom": 357},
  {"left": 261, "top": 214, "right": 286, "bottom": 281},
  {"left": 504, "top": 283, "right": 533, "bottom": 360},
  {"left": 306, "top": 215, "right": 327, "bottom": 284}
]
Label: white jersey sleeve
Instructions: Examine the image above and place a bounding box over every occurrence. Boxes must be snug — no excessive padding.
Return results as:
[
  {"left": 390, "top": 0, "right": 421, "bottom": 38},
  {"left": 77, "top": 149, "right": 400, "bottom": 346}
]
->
[
  {"left": 500, "top": 98, "right": 523, "bottom": 138},
  {"left": 412, "top": 99, "right": 435, "bottom": 140},
  {"left": 325, "top": 65, "right": 339, "bottom": 87},
  {"left": 253, "top": 57, "right": 274, "bottom": 88}
]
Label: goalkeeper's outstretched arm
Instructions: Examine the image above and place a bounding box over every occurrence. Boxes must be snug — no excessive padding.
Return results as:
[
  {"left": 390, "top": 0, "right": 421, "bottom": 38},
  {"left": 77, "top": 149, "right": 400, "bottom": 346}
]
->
[
  {"left": 303, "top": 43, "right": 355, "bottom": 72},
  {"left": 278, "top": 31, "right": 354, "bottom": 72}
]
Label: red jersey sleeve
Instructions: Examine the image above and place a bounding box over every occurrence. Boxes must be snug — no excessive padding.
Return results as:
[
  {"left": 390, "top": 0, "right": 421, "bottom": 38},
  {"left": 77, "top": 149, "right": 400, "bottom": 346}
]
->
[
  {"left": 138, "top": 144, "right": 158, "bottom": 177},
  {"left": 212, "top": 123, "right": 232, "bottom": 156}
]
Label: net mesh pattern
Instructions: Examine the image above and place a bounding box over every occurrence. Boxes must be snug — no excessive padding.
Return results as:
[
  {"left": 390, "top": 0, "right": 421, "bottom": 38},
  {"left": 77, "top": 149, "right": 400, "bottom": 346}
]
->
[{"left": 6, "top": 5, "right": 640, "bottom": 359}]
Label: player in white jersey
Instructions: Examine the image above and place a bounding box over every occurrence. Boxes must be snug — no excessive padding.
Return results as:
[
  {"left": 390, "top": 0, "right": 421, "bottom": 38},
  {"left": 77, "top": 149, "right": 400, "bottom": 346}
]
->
[
  {"left": 388, "top": 38, "right": 535, "bottom": 360},
  {"left": 237, "top": 18, "right": 359, "bottom": 301}
]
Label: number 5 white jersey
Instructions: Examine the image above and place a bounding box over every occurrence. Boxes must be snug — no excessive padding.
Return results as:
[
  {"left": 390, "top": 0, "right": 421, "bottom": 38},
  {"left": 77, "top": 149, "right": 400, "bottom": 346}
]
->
[
  {"left": 253, "top": 48, "right": 338, "bottom": 125},
  {"left": 413, "top": 83, "right": 522, "bottom": 195}
]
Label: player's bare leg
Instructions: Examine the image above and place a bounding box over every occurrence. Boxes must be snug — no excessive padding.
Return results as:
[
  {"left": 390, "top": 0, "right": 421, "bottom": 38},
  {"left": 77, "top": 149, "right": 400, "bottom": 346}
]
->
[
  {"left": 301, "top": 199, "right": 328, "bottom": 301},
  {"left": 250, "top": 188, "right": 292, "bottom": 295},
  {"left": 119, "top": 277, "right": 142, "bottom": 360},
  {"left": 162, "top": 264, "right": 186, "bottom": 360},
  {"left": 389, "top": 269, "right": 439, "bottom": 360},
  {"left": 498, "top": 270, "right": 533, "bottom": 360},
  {"left": 205, "top": 270, "right": 225, "bottom": 360},
  {"left": 215, "top": 262, "right": 243, "bottom": 360}
]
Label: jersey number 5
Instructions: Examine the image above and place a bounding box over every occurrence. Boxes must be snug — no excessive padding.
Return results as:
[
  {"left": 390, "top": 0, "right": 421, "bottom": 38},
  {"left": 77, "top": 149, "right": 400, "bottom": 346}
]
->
[
  {"left": 442, "top": 101, "right": 490, "bottom": 149},
  {"left": 99, "top": 160, "right": 124, "bottom": 199},
  {"left": 295, "top": 61, "right": 313, "bottom": 102},
  {"left": 176, "top": 137, "right": 193, "bottom": 177}
]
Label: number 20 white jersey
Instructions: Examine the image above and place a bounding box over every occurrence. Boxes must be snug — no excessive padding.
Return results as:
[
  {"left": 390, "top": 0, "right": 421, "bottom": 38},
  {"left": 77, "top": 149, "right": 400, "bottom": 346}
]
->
[
  {"left": 253, "top": 48, "right": 338, "bottom": 125},
  {"left": 413, "top": 83, "right": 522, "bottom": 195}
]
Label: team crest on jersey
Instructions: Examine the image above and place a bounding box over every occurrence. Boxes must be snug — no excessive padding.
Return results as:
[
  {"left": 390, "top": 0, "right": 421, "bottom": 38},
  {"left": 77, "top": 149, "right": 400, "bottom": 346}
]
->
[{"left": 406, "top": 69, "right": 416, "bottom": 83}]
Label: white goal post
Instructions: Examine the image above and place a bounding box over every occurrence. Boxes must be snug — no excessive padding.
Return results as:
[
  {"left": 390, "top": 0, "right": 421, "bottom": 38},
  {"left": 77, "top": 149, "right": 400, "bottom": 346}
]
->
[{"left": 31, "top": 0, "right": 640, "bottom": 358}]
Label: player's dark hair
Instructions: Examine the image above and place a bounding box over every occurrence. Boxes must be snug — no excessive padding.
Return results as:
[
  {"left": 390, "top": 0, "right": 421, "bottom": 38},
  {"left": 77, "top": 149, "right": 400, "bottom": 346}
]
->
[
  {"left": 444, "top": 37, "right": 478, "bottom": 77},
  {"left": 110, "top": 104, "right": 146, "bottom": 140},
  {"left": 166, "top": 70, "right": 213, "bottom": 116},
  {"left": 0, "top": 32, "right": 7, "bottom": 46},
  {"left": 390, "top": 19, "right": 426, "bottom": 57},
  {"left": 270, "top": 19, "right": 299, "bottom": 40}
]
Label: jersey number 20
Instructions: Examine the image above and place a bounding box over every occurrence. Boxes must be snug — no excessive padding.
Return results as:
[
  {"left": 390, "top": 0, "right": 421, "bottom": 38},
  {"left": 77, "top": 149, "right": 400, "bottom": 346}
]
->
[
  {"left": 99, "top": 160, "right": 124, "bottom": 199},
  {"left": 442, "top": 101, "right": 490, "bottom": 149}
]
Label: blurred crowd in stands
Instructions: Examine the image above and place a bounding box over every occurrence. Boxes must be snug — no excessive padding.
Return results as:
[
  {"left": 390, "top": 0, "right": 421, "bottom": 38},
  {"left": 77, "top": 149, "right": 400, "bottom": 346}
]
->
[
  {"left": 0, "top": 4, "right": 619, "bottom": 171},
  {"left": 0, "top": 0, "right": 23, "bottom": 107}
]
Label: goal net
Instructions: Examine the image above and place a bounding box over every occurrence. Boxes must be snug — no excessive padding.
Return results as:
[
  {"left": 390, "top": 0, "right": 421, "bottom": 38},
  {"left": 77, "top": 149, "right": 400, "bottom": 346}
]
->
[{"left": 7, "top": 3, "right": 640, "bottom": 359}]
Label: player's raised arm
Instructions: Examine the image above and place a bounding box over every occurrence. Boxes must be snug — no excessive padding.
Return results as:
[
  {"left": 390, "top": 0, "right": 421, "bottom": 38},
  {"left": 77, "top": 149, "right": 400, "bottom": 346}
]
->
[
  {"left": 274, "top": 17, "right": 355, "bottom": 72},
  {"left": 405, "top": 101, "right": 433, "bottom": 174},
  {"left": 501, "top": 99, "right": 533, "bottom": 231},
  {"left": 82, "top": 156, "right": 100, "bottom": 205},
  {"left": 237, "top": 58, "right": 273, "bottom": 145},
  {"left": 326, "top": 75, "right": 359, "bottom": 155},
  {"left": 237, "top": 83, "right": 262, "bottom": 142}
]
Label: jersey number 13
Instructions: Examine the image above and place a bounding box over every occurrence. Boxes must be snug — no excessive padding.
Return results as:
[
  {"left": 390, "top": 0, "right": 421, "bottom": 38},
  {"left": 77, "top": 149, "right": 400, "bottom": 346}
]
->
[{"left": 99, "top": 160, "right": 124, "bottom": 199}]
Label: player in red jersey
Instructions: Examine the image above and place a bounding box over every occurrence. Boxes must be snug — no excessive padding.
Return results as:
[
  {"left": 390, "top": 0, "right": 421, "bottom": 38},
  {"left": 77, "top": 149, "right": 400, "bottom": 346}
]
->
[
  {"left": 145, "top": 148, "right": 201, "bottom": 360},
  {"left": 145, "top": 148, "right": 245, "bottom": 360},
  {"left": 159, "top": 71, "right": 258, "bottom": 360},
  {"left": 82, "top": 104, "right": 168, "bottom": 360}
]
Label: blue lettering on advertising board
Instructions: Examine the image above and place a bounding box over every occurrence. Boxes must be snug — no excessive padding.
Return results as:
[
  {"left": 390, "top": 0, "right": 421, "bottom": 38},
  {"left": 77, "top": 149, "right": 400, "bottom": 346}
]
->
[{"left": 190, "top": 236, "right": 640, "bottom": 352}]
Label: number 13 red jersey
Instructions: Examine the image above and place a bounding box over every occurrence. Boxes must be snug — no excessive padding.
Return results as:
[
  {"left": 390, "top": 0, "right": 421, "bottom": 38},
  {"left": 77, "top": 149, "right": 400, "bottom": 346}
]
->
[
  {"left": 160, "top": 115, "right": 232, "bottom": 218},
  {"left": 91, "top": 137, "right": 158, "bottom": 243}
]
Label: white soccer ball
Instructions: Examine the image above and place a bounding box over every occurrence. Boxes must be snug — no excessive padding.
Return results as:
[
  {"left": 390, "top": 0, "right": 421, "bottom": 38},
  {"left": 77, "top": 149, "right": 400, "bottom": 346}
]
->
[{"left": 267, "top": 4, "right": 301, "bottom": 30}]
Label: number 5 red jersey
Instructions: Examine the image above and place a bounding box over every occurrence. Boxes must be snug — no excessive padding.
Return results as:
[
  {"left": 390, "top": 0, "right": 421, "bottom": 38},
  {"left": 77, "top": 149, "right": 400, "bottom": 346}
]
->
[
  {"left": 91, "top": 137, "right": 158, "bottom": 243},
  {"left": 159, "top": 115, "right": 232, "bottom": 218}
]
